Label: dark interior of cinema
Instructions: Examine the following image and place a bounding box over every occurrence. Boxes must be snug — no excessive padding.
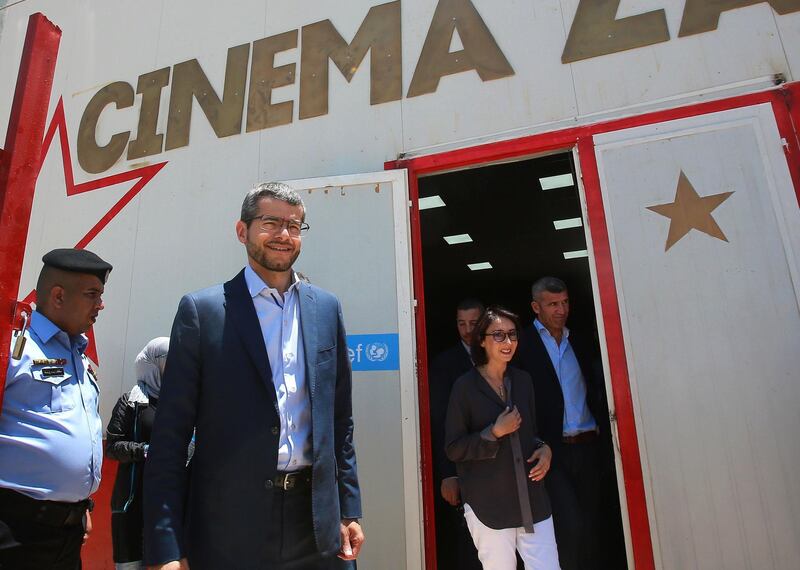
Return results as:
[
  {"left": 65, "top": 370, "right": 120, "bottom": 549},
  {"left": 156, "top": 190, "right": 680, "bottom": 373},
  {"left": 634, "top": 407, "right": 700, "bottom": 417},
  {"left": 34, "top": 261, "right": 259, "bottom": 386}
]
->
[
  {"left": 417, "top": 151, "right": 629, "bottom": 569},
  {"left": 417, "top": 151, "right": 600, "bottom": 357}
]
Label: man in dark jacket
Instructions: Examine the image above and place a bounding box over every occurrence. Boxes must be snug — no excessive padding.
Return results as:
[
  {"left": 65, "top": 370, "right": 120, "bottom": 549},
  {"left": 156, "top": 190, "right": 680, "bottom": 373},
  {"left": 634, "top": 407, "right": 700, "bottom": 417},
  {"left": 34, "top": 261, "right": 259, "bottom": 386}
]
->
[
  {"left": 514, "top": 277, "right": 625, "bottom": 570},
  {"left": 428, "top": 298, "right": 483, "bottom": 570}
]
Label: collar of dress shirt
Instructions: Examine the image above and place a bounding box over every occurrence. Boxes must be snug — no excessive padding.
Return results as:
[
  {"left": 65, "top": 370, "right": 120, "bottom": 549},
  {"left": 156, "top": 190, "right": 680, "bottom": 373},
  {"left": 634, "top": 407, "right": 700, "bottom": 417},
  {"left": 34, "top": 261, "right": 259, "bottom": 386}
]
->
[
  {"left": 243, "top": 264, "right": 300, "bottom": 299},
  {"left": 533, "top": 318, "right": 570, "bottom": 341},
  {"left": 31, "top": 310, "right": 88, "bottom": 352}
]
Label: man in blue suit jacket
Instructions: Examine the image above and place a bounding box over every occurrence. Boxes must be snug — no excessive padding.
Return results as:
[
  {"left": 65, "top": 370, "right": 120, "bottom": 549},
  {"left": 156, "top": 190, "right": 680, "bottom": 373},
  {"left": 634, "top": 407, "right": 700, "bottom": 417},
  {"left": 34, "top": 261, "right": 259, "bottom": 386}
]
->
[{"left": 144, "top": 182, "right": 363, "bottom": 569}]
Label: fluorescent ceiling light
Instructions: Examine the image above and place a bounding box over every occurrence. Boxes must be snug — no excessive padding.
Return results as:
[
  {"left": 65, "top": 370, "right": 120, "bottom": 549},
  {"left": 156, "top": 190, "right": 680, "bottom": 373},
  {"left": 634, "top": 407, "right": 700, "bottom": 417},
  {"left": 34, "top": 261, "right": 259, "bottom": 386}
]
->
[
  {"left": 468, "top": 262, "right": 493, "bottom": 271},
  {"left": 563, "top": 249, "right": 588, "bottom": 260},
  {"left": 418, "top": 195, "right": 446, "bottom": 210},
  {"left": 539, "top": 173, "right": 574, "bottom": 190},
  {"left": 443, "top": 233, "right": 473, "bottom": 245},
  {"left": 553, "top": 217, "right": 583, "bottom": 230}
]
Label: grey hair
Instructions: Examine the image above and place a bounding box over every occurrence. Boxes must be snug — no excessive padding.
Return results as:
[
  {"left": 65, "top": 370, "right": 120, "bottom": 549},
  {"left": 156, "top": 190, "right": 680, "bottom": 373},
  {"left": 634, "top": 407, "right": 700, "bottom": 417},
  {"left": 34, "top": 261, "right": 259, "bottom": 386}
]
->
[
  {"left": 531, "top": 276, "right": 567, "bottom": 301},
  {"left": 240, "top": 182, "right": 305, "bottom": 223}
]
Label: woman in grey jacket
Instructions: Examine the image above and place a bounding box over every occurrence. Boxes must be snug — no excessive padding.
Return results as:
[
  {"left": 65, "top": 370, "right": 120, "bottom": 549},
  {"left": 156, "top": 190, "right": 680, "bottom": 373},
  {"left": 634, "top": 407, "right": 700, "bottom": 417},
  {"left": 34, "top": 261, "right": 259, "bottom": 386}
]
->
[{"left": 445, "top": 306, "right": 560, "bottom": 570}]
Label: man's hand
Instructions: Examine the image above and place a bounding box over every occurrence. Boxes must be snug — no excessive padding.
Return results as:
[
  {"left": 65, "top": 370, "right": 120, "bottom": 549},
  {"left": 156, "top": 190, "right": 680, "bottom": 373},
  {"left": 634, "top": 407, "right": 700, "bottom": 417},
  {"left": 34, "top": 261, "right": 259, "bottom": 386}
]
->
[
  {"left": 82, "top": 510, "right": 92, "bottom": 544},
  {"left": 338, "top": 519, "right": 365, "bottom": 560},
  {"left": 527, "top": 444, "right": 552, "bottom": 482},
  {"left": 147, "top": 559, "right": 190, "bottom": 570},
  {"left": 440, "top": 477, "right": 460, "bottom": 506}
]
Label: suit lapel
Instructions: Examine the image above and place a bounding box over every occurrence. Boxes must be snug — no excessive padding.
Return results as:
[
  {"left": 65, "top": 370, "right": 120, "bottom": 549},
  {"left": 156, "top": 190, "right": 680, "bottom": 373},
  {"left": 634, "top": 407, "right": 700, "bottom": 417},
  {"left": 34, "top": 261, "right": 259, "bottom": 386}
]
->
[
  {"left": 223, "top": 271, "right": 276, "bottom": 408},
  {"left": 298, "top": 282, "right": 318, "bottom": 400},
  {"left": 458, "top": 344, "right": 473, "bottom": 369},
  {"left": 526, "top": 326, "right": 564, "bottom": 405}
]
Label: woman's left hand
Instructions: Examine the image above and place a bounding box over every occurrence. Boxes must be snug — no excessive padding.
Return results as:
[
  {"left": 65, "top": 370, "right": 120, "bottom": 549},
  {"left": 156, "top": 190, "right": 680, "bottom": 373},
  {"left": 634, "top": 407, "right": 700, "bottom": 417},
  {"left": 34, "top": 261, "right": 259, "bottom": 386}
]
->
[{"left": 527, "top": 444, "right": 552, "bottom": 481}]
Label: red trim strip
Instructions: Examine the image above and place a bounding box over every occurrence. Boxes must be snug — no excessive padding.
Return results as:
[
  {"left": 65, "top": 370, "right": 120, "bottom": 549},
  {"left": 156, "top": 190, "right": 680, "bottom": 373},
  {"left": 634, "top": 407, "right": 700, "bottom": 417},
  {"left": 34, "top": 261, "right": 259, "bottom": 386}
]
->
[
  {"left": 0, "top": 13, "right": 61, "bottom": 411},
  {"left": 387, "top": 81, "right": 800, "bottom": 570},
  {"left": 38, "top": 98, "right": 168, "bottom": 249},
  {"left": 773, "top": 84, "right": 800, "bottom": 206},
  {"left": 577, "top": 136, "right": 655, "bottom": 570},
  {"left": 13, "top": 97, "right": 169, "bottom": 364},
  {"left": 405, "top": 86, "right": 798, "bottom": 176}
]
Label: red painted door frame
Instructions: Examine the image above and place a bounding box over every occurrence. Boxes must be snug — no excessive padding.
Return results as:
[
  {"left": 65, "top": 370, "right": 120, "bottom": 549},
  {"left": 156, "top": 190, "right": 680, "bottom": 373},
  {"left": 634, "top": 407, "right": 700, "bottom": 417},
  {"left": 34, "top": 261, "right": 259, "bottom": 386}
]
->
[
  {"left": 0, "top": 13, "right": 62, "bottom": 409},
  {"left": 387, "top": 81, "right": 800, "bottom": 570}
]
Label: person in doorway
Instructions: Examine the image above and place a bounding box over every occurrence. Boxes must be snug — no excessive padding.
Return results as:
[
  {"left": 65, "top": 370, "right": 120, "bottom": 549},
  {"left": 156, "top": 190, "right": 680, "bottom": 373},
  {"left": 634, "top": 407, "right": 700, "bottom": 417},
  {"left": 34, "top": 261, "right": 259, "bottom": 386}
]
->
[
  {"left": 143, "top": 182, "right": 363, "bottom": 569},
  {"left": 106, "top": 337, "right": 170, "bottom": 569},
  {"left": 514, "top": 276, "right": 624, "bottom": 570},
  {"left": 429, "top": 298, "right": 483, "bottom": 570},
  {"left": 0, "top": 248, "right": 112, "bottom": 569},
  {"left": 446, "top": 306, "right": 560, "bottom": 570}
]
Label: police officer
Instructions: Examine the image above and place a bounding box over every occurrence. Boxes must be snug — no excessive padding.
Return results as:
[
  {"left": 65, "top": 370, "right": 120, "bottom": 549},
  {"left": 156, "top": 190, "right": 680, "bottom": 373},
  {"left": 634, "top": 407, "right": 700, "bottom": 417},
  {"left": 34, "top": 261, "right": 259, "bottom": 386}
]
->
[{"left": 0, "top": 248, "right": 112, "bottom": 570}]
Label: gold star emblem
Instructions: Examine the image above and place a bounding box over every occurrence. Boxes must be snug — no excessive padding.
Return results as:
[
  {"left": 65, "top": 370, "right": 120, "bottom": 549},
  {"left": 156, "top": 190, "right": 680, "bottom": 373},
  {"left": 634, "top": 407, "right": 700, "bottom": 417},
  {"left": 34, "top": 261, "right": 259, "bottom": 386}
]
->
[{"left": 647, "top": 171, "right": 734, "bottom": 251}]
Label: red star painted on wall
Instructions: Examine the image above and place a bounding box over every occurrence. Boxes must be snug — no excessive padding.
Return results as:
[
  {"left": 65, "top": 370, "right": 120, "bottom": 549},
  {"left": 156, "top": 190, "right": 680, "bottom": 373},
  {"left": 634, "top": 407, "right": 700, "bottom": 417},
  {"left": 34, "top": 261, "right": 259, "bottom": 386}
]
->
[{"left": 21, "top": 97, "right": 167, "bottom": 363}]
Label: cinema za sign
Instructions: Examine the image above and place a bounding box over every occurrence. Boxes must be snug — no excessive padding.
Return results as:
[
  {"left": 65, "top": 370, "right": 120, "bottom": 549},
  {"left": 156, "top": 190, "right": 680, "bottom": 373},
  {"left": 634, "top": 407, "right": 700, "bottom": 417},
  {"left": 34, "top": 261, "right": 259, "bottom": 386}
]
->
[{"left": 76, "top": 0, "right": 800, "bottom": 174}]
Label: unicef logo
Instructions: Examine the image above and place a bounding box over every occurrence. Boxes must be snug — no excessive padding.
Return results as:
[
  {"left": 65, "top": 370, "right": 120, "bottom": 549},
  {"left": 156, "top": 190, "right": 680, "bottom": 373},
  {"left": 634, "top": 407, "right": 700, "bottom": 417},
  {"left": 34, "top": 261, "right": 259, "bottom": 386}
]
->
[
  {"left": 365, "top": 342, "right": 389, "bottom": 362},
  {"left": 347, "top": 336, "right": 398, "bottom": 370}
]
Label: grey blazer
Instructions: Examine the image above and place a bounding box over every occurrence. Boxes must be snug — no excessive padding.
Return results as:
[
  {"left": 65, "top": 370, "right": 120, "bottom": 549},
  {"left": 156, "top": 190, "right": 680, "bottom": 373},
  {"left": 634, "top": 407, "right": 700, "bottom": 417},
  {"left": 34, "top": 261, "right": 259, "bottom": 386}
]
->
[{"left": 445, "top": 366, "right": 551, "bottom": 530}]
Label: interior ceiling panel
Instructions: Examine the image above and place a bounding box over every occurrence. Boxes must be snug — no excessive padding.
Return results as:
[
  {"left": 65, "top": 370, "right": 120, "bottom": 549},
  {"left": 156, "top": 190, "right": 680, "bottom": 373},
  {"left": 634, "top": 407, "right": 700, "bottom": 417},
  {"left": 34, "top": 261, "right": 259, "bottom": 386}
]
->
[{"left": 418, "top": 152, "right": 599, "bottom": 357}]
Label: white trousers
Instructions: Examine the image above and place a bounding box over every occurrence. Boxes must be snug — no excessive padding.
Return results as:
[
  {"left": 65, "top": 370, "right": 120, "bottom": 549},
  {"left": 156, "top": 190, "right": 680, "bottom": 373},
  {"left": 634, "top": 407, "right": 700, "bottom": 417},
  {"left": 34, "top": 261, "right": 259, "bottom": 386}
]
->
[{"left": 464, "top": 504, "right": 561, "bottom": 570}]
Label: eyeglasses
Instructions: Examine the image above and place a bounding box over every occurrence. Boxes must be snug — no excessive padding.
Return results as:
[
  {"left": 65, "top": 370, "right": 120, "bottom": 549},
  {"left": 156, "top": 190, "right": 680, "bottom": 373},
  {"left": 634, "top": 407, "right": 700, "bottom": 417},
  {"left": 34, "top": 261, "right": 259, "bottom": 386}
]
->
[
  {"left": 248, "top": 215, "right": 309, "bottom": 237},
  {"left": 483, "top": 330, "right": 518, "bottom": 343}
]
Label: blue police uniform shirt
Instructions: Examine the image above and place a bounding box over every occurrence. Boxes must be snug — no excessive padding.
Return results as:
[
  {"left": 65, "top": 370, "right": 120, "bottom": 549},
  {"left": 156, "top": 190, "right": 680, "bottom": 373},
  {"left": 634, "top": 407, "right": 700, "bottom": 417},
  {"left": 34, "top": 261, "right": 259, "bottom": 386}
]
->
[
  {"left": 534, "top": 318, "right": 597, "bottom": 436},
  {"left": 0, "top": 311, "right": 103, "bottom": 502}
]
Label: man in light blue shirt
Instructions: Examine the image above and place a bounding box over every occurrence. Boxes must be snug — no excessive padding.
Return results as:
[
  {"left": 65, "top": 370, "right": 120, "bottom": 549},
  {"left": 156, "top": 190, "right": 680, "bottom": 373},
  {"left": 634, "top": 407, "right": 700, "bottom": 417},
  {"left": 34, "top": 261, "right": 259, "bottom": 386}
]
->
[
  {"left": 144, "top": 183, "right": 363, "bottom": 570},
  {"left": 515, "top": 276, "right": 625, "bottom": 570},
  {"left": 0, "top": 248, "right": 111, "bottom": 570},
  {"left": 532, "top": 319, "right": 597, "bottom": 438},
  {"left": 245, "top": 263, "right": 313, "bottom": 472}
]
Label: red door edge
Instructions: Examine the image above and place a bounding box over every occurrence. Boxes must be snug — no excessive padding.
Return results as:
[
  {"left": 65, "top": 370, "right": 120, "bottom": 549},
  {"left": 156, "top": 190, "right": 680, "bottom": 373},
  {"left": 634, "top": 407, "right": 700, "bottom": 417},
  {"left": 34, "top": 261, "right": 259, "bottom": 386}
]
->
[
  {"left": 384, "top": 164, "right": 438, "bottom": 570},
  {"left": 0, "top": 13, "right": 62, "bottom": 409},
  {"left": 575, "top": 136, "right": 655, "bottom": 570},
  {"left": 774, "top": 87, "right": 800, "bottom": 205},
  {"left": 386, "top": 81, "right": 800, "bottom": 570}
]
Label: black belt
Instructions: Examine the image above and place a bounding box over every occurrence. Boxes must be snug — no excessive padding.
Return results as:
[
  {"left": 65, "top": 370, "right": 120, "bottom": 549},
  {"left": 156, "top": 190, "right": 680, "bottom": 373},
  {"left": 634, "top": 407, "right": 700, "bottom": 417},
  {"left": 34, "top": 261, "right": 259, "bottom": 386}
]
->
[
  {"left": 268, "top": 468, "right": 312, "bottom": 492},
  {"left": 562, "top": 430, "right": 598, "bottom": 444},
  {"left": 0, "top": 488, "right": 90, "bottom": 527}
]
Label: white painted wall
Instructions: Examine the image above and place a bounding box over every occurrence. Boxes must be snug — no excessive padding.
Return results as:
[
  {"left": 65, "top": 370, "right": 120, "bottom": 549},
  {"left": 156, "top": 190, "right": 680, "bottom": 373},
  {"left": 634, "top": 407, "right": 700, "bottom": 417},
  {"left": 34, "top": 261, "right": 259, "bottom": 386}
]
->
[{"left": 2, "top": 3, "right": 800, "bottom": 567}]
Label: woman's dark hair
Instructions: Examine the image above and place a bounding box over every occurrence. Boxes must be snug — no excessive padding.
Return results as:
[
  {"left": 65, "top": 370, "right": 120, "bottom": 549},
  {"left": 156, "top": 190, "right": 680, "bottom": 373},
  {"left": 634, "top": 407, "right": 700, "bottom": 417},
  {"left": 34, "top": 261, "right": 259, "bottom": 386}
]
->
[{"left": 470, "top": 305, "right": 522, "bottom": 366}]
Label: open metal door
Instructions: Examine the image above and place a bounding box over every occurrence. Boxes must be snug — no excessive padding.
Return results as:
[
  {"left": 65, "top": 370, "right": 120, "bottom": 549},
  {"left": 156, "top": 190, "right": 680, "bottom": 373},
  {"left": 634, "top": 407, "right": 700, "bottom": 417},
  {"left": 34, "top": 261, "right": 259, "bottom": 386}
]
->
[
  {"left": 283, "top": 169, "right": 423, "bottom": 570},
  {"left": 590, "top": 103, "right": 800, "bottom": 569}
]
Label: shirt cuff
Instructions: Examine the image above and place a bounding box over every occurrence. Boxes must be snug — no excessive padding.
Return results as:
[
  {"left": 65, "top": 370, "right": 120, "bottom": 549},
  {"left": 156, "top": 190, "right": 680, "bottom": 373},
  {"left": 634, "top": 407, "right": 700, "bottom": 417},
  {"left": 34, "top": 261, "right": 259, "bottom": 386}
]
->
[{"left": 481, "top": 425, "right": 498, "bottom": 441}]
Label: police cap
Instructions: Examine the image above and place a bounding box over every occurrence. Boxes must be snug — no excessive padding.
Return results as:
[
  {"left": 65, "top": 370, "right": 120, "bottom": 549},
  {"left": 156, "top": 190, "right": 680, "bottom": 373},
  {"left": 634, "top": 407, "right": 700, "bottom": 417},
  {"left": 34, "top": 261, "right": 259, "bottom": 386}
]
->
[{"left": 41, "top": 248, "right": 113, "bottom": 284}]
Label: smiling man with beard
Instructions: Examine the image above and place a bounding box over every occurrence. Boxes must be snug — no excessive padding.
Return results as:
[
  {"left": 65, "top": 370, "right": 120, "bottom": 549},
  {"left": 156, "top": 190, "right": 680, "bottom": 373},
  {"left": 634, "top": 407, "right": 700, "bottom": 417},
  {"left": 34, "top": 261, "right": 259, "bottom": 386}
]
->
[{"left": 144, "top": 182, "right": 363, "bottom": 570}]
